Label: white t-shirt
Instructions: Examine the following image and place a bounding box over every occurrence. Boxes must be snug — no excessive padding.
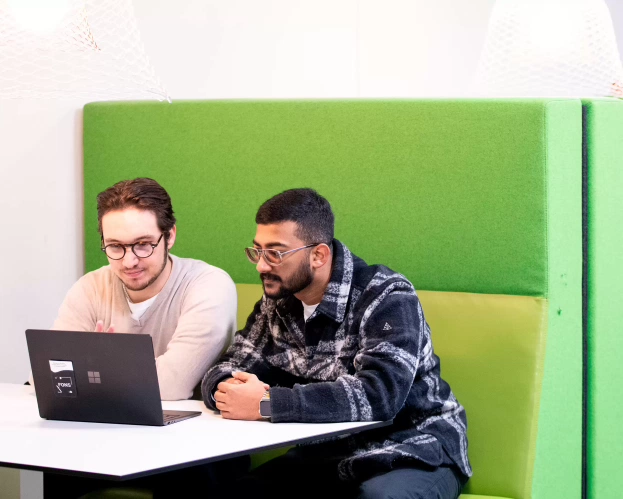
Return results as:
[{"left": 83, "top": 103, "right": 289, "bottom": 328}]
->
[
  {"left": 303, "top": 302, "right": 319, "bottom": 322},
  {"left": 126, "top": 293, "right": 159, "bottom": 321}
]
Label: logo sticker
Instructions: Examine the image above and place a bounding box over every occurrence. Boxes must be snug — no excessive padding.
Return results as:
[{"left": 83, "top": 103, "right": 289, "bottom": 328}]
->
[{"left": 49, "top": 360, "right": 77, "bottom": 397}]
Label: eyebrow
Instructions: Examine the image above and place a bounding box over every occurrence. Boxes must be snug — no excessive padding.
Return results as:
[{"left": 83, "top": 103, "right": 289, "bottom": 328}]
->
[
  {"left": 252, "top": 239, "right": 288, "bottom": 249},
  {"left": 104, "top": 235, "right": 158, "bottom": 244}
]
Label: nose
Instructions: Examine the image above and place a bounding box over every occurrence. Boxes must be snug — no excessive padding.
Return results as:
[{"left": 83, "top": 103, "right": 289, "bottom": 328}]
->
[
  {"left": 122, "top": 249, "right": 139, "bottom": 268},
  {"left": 256, "top": 255, "right": 272, "bottom": 273}
]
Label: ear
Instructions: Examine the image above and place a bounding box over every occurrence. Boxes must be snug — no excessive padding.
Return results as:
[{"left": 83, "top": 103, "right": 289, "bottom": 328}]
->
[
  {"left": 310, "top": 243, "right": 331, "bottom": 269},
  {"left": 166, "top": 225, "right": 177, "bottom": 249}
]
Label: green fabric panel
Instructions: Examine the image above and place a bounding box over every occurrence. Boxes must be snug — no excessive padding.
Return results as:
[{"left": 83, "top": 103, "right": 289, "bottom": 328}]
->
[
  {"left": 582, "top": 99, "right": 623, "bottom": 499},
  {"left": 0, "top": 467, "right": 19, "bottom": 499},
  {"left": 531, "top": 101, "right": 583, "bottom": 499},
  {"left": 84, "top": 99, "right": 574, "bottom": 296},
  {"left": 419, "top": 291, "right": 546, "bottom": 499},
  {"left": 239, "top": 285, "right": 547, "bottom": 499},
  {"left": 460, "top": 496, "right": 513, "bottom": 499}
]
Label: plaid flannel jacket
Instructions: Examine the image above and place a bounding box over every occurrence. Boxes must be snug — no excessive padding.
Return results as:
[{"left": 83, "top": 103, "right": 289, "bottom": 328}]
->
[{"left": 202, "top": 240, "right": 472, "bottom": 481}]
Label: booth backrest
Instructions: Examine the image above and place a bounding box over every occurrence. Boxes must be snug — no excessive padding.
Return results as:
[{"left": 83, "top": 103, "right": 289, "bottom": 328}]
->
[
  {"left": 84, "top": 99, "right": 582, "bottom": 499},
  {"left": 583, "top": 99, "right": 623, "bottom": 499}
]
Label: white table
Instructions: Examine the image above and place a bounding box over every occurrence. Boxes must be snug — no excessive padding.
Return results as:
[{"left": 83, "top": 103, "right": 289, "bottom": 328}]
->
[{"left": 0, "top": 383, "right": 389, "bottom": 481}]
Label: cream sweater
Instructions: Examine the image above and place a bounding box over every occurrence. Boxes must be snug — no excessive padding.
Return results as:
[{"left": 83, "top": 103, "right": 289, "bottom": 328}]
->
[{"left": 52, "top": 255, "right": 237, "bottom": 400}]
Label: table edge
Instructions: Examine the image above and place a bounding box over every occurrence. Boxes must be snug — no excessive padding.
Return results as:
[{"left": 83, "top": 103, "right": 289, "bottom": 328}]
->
[{"left": 1, "top": 419, "right": 393, "bottom": 481}]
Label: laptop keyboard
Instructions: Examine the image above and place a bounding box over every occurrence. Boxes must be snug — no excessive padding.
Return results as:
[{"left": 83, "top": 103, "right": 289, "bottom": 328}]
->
[{"left": 163, "top": 413, "right": 180, "bottom": 423}]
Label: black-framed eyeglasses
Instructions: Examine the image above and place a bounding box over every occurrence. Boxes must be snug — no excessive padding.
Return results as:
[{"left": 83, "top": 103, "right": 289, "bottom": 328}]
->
[
  {"left": 101, "top": 234, "right": 164, "bottom": 260},
  {"left": 245, "top": 243, "right": 322, "bottom": 267}
]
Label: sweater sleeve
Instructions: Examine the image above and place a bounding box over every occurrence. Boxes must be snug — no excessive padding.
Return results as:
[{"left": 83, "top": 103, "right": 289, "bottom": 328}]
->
[
  {"left": 29, "top": 275, "right": 99, "bottom": 388},
  {"left": 201, "top": 297, "right": 274, "bottom": 409},
  {"left": 52, "top": 275, "right": 98, "bottom": 332},
  {"left": 270, "top": 283, "right": 422, "bottom": 423},
  {"left": 156, "top": 268, "right": 237, "bottom": 401}
]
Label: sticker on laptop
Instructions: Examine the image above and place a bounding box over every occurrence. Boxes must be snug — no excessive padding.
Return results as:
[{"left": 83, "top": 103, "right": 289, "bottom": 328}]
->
[{"left": 49, "top": 360, "right": 77, "bottom": 398}]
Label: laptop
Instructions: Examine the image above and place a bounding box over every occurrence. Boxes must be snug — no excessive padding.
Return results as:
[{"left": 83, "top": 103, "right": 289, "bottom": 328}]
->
[{"left": 26, "top": 329, "right": 201, "bottom": 426}]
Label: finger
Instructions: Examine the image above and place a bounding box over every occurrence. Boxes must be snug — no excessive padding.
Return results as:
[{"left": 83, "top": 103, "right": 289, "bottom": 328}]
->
[
  {"left": 262, "top": 383, "right": 270, "bottom": 390},
  {"left": 224, "top": 378, "right": 244, "bottom": 385},
  {"left": 217, "top": 382, "right": 230, "bottom": 393},
  {"left": 232, "top": 371, "right": 256, "bottom": 382},
  {"left": 106, "top": 324, "right": 115, "bottom": 333},
  {"left": 95, "top": 320, "right": 103, "bottom": 332},
  {"left": 220, "top": 410, "right": 232, "bottom": 419},
  {"left": 214, "top": 390, "right": 226, "bottom": 402},
  {"left": 215, "top": 401, "right": 227, "bottom": 411}
]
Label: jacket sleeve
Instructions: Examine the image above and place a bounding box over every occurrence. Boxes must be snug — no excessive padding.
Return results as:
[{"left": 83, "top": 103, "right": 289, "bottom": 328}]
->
[
  {"left": 270, "top": 281, "right": 424, "bottom": 423},
  {"left": 201, "top": 296, "right": 274, "bottom": 409}
]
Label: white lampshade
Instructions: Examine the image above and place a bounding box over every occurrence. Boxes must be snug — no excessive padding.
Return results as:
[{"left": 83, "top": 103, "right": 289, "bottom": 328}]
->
[
  {"left": 0, "top": 0, "right": 169, "bottom": 101},
  {"left": 474, "top": 0, "right": 623, "bottom": 97}
]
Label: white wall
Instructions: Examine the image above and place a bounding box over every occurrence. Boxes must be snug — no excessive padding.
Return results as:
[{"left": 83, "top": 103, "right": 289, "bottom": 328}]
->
[
  {"left": 135, "top": 0, "right": 497, "bottom": 100},
  {"left": 0, "top": 0, "right": 498, "bottom": 386},
  {"left": 606, "top": 0, "right": 623, "bottom": 58},
  {"left": 0, "top": 99, "right": 85, "bottom": 385}
]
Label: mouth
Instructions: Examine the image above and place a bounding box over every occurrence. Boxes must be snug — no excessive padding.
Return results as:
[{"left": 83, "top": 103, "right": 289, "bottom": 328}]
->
[
  {"left": 124, "top": 269, "right": 144, "bottom": 279},
  {"left": 261, "top": 274, "right": 281, "bottom": 284}
]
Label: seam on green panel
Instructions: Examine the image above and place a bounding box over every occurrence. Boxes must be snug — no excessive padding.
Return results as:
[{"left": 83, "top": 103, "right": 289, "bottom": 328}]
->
[
  {"left": 542, "top": 104, "right": 550, "bottom": 299},
  {"left": 524, "top": 297, "right": 549, "bottom": 499},
  {"left": 581, "top": 102, "right": 589, "bottom": 499}
]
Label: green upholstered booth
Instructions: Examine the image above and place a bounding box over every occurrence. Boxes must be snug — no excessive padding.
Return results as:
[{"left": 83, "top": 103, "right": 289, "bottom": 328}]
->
[
  {"left": 582, "top": 99, "right": 623, "bottom": 499},
  {"left": 83, "top": 99, "right": 583, "bottom": 499}
]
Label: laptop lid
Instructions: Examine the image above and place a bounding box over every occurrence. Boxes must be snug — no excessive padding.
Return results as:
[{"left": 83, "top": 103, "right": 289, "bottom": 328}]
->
[{"left": 26, "top": 329, "right": 165, "bottom": 426}]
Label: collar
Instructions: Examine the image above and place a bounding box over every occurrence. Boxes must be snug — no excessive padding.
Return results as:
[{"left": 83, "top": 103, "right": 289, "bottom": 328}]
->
[
  {"left": 274, "top": 240, "right": 353, "bottom": 324},
  {"left": 312, "top": 239, "right": 354, "bottom": 323}
]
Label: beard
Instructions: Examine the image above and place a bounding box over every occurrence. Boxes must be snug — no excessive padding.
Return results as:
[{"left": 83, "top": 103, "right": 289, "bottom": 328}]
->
[
  {"left": 261, "top": 260, "right": 313, "bottom": 300},
  {"left": 124, "top": 247, "right": 169, "bottom": 292}
]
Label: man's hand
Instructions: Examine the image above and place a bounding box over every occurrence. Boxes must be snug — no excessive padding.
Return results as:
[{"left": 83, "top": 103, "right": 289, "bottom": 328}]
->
[
  {"left": 214, "top": 371, "right": 269, "bottom": 420},
  {"left": 95, "top": 320, "right": 115, "bottom": 333}
]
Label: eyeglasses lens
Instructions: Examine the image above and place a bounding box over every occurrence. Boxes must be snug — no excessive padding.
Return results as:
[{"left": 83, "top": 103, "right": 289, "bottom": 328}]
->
[
  {"left": 133, "top": 243, "right": 154, "bottom": 258},
  {"left": 105, "top": 245, "right": 124, "bottom": 259},
  {"left": 245, "top": 247, "right": 260, "bottom": 263},
  {"left": 245, "top": 248, "right": 282, "bottom": 265},
  {"left": 263, "top": 250, "right": 281, "bottom": 265}
]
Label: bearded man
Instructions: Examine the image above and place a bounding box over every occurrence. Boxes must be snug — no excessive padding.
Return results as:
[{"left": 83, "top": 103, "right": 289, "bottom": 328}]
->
[{"left": 201, "top": 188, "right": 471, "bottom": 499}]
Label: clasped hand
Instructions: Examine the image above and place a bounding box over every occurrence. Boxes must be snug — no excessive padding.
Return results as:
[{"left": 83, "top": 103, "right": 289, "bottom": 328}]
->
[{"left": 214, "top": 371, "right": 269, "bottom": 421}]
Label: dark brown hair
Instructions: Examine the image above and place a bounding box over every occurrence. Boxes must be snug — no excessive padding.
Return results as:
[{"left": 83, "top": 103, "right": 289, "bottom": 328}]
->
[
  {"left": 96, "top": 178, "right": 176, "bottom": 236},
  {"left": 256, "top": 188, "right": 334, "bottom": 244}
]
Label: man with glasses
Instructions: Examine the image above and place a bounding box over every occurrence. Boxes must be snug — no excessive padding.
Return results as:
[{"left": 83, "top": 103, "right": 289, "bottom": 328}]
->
[
  {"left": 51, "top": 178, "right": 237, "bottom": 401},
  {"left": 202, "top": 188, "right": 471, "bottom": 499}
]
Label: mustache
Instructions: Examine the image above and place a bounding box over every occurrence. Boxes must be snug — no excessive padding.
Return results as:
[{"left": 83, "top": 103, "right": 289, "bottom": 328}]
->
[{"left": 260, "top": 273, "right": 281, "bottom": 283}]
